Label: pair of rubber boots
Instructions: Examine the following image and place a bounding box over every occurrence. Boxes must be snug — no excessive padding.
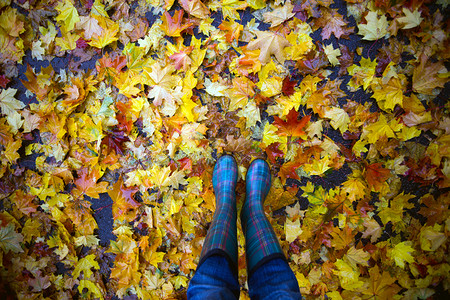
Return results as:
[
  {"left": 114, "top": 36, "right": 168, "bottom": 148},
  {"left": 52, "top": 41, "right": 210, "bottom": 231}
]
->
[{"left": 198, "top": 155, "right": 285, "bottom": 276}]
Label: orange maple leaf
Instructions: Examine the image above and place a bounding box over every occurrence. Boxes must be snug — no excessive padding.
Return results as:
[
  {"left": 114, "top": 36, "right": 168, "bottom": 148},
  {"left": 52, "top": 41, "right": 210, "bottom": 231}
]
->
[
  {"left": 73, "top": 167, "right": 108, "bottom": 199},
  {"left": 273, "top": 109, "right": 311, "bottom": 138},
  {"left": 364, "top": 162, "right": 390, "bottom": 189},
  {"left": 108, "top": 176, "right": 140, "bottom": 222},
  {"left": 161, "top": 10, "right": 193, "bottom": 37}
]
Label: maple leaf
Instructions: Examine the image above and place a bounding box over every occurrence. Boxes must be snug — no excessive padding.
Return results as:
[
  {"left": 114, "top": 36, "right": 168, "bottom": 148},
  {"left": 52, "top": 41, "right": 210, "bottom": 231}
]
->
[
  {"left": 412, "top": 53, "right": 448, "bottom": 95},
  {"left": 237, "top": 99, "right": 261, "bottom": 128},
  {"left": 77, "top": 16, "right": 103, "bottom": 39},
  {"left": 315, "top": 9, "right": 349, "bottom": 40},
  {"left": 362, "top": 265, "right": 401, "bottom": 299},
  {"left": 73, "top": 254, "right": 100, "bottom": 279},
  {"left": 55, "top": 0, "right": 80, "bottom": 31},
  {"left": 397, "top": 8, "right": 423, "bottom": 29},
  {"left": 144, "top": 62, "right": 180, "bottom": 107},
  {"left": 161, "top": 10, "right": 193, "bottom": 37},
  {"left": 73, "top": 167, "right": 108, "bottom": 199},
  {"left": 358, "top": 11, "right": 388, "bottom": 41},
  {"left": 419, "top": 225, "right": 447, "bottom": 252},
  {"left": 0, "top": 223, "right": 24, "bottom": 253},
  {"left": 109, "top": 177, "right": 140, "bottom": 222},
  {"left": 263, "top": 2, "right": 295, "bottom": 27},
  {"left": 227, "top": 76, "right": 255, "bottom": 111},
  {"left": 11, "top": 190, "right": 38, "bottom": 216},
  {"left": 101, "top": 129, "right": 130, "bottom": 155},
  {"left": 324, "top": 44, "right": 341, "bottom": 66},
  {"left": 364, "top": 162, "right": 390, "bottom": 189},
  {"left": 0, "top": 88, "right": 24, "bottom": 116},
  {"left": 246, "top": 31, "right": 291, "bottom": 64},
  {"left": 179, "top": 0, "right": 210, "bottom": 19},
  {"left": 279, "top": 161, "right": 302, "bottom": 183},
  {"left": 330, "top": 226, "right": 354, "bottom": 250},
  {"left": 344, "top": 246, "right": 370, "bottom": 268},
  {"left": 388, "top": 241, "right": 415, "bottom": 269},
  {"left": 28, "top": 271, "right": 51, "bottom": 292},
  {"left": 324, "top": 107, "right": 350, "bottom": 133},
  {"left": 88, "top": 15, "right": 119, "bottom": 49},
  {"left": 218, "top": 19, "right": 243, "bottom": 43},
  {"left": 169, "top": 47, "right": 193, "bottom": 71},
  {"left": 78, "top": 280, "right": 103, "bottom": 299},
  {"left": 333, "top": 259, "right": 364, "bottom": 290},
  {"left": 265, "top": 142, "right": 284, "bottom": 164},
  {"left": 341, "top": 177, "right": 366, "bottom": 202},
  {"left": 361, "top": 218, "right": 383, "bottom": 243},
  {"left": 363, "top": 114, "right": 396, "bottom": 143},
  {"left": 285, "top": 218, "right": 303, "bottom": 243},
  {"left": 282, "top": 76, "right": 298, "bottom": 96},
  {"left": 0, "top": 7, "right": 25, "bottom": 37},
  {"left": 273, "top": 109, "right": 311, "bottom": 138}
]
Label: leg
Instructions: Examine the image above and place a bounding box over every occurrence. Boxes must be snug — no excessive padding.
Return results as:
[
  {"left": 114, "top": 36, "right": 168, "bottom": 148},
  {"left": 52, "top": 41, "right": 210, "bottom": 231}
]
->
[
  {"left": 241, "top": 159, "right": 301, "bottom": 299},
  {"left": 188, "top": 155, "right": 240, "bottom": 299}
]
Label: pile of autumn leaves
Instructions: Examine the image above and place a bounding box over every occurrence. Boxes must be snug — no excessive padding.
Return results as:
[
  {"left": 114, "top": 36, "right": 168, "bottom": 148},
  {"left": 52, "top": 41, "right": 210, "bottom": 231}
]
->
[{"left": 0, "top": 0, "right": 449, "bottom": 299}]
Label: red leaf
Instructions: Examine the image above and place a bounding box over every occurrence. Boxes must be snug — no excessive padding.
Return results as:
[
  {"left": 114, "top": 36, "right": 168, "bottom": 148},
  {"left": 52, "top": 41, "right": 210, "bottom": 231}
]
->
[
  {"left": 282, "top": 76, "right": 298, "bottom": 96},
  {"left": 265, "top": 142, "right": 284, "bottom": 164},
  {"left": 101, "top": 129, "right": 130, "bottom": 155},
  {"left": 0, "top": 75, "right": 10, "bottom": 88}
]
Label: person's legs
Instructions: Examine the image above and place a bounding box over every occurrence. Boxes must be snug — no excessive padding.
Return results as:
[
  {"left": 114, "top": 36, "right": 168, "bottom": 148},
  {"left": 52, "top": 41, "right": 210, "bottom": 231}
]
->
[
  {"left": 187, "top": 255, "right": 240, "bottom": 300},
  {"left": 187, "top": 155, "right": 240, "bottom": 299},
  {"left": 241, "top": 159, "right": 301, "bottom": 299}
]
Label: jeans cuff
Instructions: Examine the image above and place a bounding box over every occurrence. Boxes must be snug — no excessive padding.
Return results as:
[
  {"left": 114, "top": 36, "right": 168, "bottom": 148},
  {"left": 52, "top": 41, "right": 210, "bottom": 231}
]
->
[
  {"left": 248, "top": 252, "right": 287, "bottom": 278},
  {"left": 198, "top": 249, "right": 238, "bottom": 277}
]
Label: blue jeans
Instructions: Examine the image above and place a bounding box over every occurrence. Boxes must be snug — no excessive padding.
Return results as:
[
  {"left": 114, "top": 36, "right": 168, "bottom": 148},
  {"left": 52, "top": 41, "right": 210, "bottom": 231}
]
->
[{"left": 187, "top": 255, "right": 302, "bottom": 299}]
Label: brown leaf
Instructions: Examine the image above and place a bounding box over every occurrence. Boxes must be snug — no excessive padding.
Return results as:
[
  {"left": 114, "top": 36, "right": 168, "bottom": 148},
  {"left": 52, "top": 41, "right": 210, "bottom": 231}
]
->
[{"left": 412, "top": 53, "right": 447, "bottom": 94}]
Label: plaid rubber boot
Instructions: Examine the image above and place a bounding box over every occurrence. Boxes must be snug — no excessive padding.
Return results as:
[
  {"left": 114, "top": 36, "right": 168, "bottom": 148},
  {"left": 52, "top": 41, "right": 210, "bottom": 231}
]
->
[
  {"left": 241, "top": 159, "right": 286, "bottom": 275},
  {"left": 198, "top": 155, "right": 239, "bottom": 272}
]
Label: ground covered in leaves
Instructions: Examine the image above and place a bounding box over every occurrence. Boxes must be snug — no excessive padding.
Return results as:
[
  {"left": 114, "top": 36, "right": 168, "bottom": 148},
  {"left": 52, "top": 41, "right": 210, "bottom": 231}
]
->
[{"left": 0, "top": 0, "right": 449, "bottom": 299}]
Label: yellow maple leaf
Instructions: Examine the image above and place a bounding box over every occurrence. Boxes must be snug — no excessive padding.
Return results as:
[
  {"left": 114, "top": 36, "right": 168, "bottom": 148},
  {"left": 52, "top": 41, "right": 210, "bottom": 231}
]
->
[
  {"left": 78, "top": 280, "right": 104, "bottom": 299},
  {"left": 2, "top": 139, "right": 21, "bottom": 164},
  {"left": 247, "top": 31, "right": 291, "bottom": 64},
  {"left": 88, "top": 15, "right": 119, "bottom": 49},
  {"left": 363, "top": 114, "right": 396, "bottom": 143},
  {"left": 0, "top": 7, "right": 25, "bottom": 37},
  {"left": 0, "top": 88, "right": 25, "bottom": 116},
  {"left": 285, "top": 218, "right": 303, "bottom": 243},
  {"left": 147, "top": 251, "right": 165, "bottom": 268},
  {"left": 227, "top": 76, "right": 255, "bottom": 111},
  {"left": 388, "top": 241, "right": 415, "bottom": 268},
  {"left": 55, "top": 29, "right": 80, "bottom": 51},
  {"left": 347, "top": 57, "right": 377, "bottom": 91},
  {"left": 324, "top": 107, "right": 350, "bottom": 133},
  {"left": 263, "top": 2, "right": 295, "bottom": 28},
  {"left": 358, "top": 11, "right": 389, "bottom": 41},
  {"left": 341, "top": 177, "right": 366, "bottom": 201},
  {"left": 344, "top": 246, "right": 370, "bottom": 269},
  {"left": 419, "top": 225, "right": 447, "bottom": 251},
  {"left": 397, "top": 8, "right": 423, "bottom": 29},
  {"left": 324, "top": 44, "right": 341, "bottom": 66},
  {"left": 237, "top": 99, "right": 260, "bottom": 128},
  {"left": 73, "top": 254, "right": 100, "bottom": 279},
  {"left": 334, "top": 259, "right": 364, "bottom": 290},
  {"left": 55, "top": 0, "right": 80, "bottom": 32}
]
